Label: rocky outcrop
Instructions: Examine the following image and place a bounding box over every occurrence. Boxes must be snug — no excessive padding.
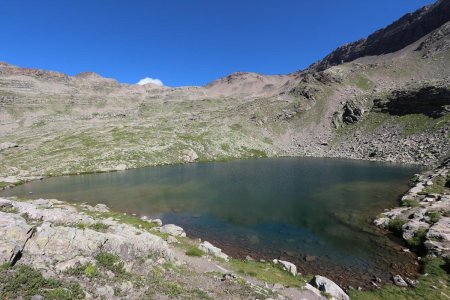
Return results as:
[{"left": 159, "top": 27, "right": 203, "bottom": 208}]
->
[
  {"left": 306, "top": 0, "right": 450, "bottom": 72},
  {"left": 374, "top": 159, "right": 450, "bottom": 258},
  {"left": 332, "top": 100, "right": 365, "bottom": 128},
  {"left": 0, "top": 198, "right": 173, "bottom": 271},
  {"left": 372, "top": 85, "right": 450, "bottom": 118}
]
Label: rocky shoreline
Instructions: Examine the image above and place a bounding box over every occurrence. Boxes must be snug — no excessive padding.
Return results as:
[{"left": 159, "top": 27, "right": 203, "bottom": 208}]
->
[
  {"left": 1, "top": 196, "right": 353, "bottom": 300},
  {"left": 373, "top": 158, "right": 450, "bottom": 285},
  {"left": 0, "top": 157, "right": 449, "bottom": 299}
]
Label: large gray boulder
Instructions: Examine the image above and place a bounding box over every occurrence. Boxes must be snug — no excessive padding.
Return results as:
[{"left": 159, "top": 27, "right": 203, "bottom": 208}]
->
[
  {"left": 273, "top": 259, "right": 297, "bottom": 276},
  {"left": 159, "top": 224, "right": 186, "bottom": 237},
  {"left": 198, "top": 241, "right": 229, "bottom": 261},
  {"left": 310, "top": 275, "right": 349, "bottom": 300}
]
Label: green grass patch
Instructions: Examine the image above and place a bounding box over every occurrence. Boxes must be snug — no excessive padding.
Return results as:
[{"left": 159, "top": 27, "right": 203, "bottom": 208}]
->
[
  {"left": 395, "top": 113, "right": 450, "bottom": 137},
  {"left": 0, "top": 264, "right": 84, "bottom": 300},
  {"left": 349, "top": 257, "right": 450, "bottom": 300},
  {"left": 0, "top": 203, "right": 19, "bottom": 214},
  {"left": 423, "top": 175, "right": 449, "bottom": 195},
  {"left": 76, "top": 205, "right": 159, "bottom": 231},
  {"left": 67, "top": 263, "right": 98, "bottom": 278},
  {"left": 406, "top": 227, "right": 427, "bottom": 250},
  {"left": 228, "top": 259, "right": 307, "bottom": 288},
  {"left": 95, "top": 252, "right": 126, "bottom": 275},
  {"left": 426, "top": 211, "right": 442, "bottom": 224},
  {"left": 402, "top": 199, "right": 420, "bottom": 208},
  {"left": 89, "top": 222, "right": 110, "bottom": 232},
  {"left": 388, "top": 218, "right": 407, "bottom": 236},
  {"left": 185, "top": 247, "right": 203, "bottom": 257},
  {"left": 354, "top": 74, "right": 374, "bottom": 90}
]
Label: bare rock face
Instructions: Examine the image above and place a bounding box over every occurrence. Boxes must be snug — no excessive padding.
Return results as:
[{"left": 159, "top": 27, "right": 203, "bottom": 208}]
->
[
  {"left": 332, "top": 101, "right": 364, "bottom": 128},
  {"left": 425, "top": 217, "right": 450, "bottom": 256},
  {"left": 0, "top": 198, "right": 173, "bottom": 273},
  {"left": 372, "top": 85, "right": 450, "bottom": 118},
  {"left": 310, "top": 275, "right": 349, "bottom": 300},
  {"left": 307, "top": 0, "right": 450, "bottom": 72}
]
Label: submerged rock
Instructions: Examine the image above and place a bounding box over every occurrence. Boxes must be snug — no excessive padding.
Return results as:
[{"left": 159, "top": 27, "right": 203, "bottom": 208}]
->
[{"left": 310, "top": 275, "right": 349, "bottom": 300}]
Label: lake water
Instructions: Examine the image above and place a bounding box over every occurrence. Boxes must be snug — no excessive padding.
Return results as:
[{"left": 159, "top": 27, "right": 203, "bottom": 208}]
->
[{"left": 1, "top": 157, "right": 421, "bottom": 287}]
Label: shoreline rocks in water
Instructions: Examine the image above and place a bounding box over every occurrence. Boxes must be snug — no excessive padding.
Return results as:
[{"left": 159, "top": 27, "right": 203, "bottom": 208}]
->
[
  {"left": 374, "top": 159, "right": 450, "bottom": 275},
  {"left": 0, "top": 197, "right": 331, "bottom": 299}
]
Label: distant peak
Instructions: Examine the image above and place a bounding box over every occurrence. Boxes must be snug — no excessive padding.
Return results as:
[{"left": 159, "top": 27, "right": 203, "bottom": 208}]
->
[{"left": 74, "top": 72, "right": 103, "bottom": 79}]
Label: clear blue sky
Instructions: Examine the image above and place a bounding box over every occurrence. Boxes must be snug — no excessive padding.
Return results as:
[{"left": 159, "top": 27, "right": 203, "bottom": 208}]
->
[{"left": 0, "top": 0, "right": 434, "bottom": 87}]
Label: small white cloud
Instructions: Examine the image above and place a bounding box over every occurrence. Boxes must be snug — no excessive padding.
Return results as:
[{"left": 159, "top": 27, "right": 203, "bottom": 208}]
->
[{"left": 137, "top": 77, "right": 164, "bottom": 86}]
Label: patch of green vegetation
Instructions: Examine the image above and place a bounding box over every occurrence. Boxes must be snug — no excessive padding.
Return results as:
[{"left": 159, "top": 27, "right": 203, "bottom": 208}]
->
[
  {"left": 0, "top": 204, "right": 18, "bottom": 214},
  {"left": 396, "top": 113, "right": 450, "bottom": 137},
  {"left": 349, "top": 257, "right": 450, "bottom": 300},
  {"left": 20, "top": 212, "right": 43, "bottom": 225},
  {"left": 89, "top": 222, "right": 110, "bottom": 232},
  {"left": 241, "top": 146, "right": 267, "bottom": 158},
  {"left": 388, "top": 218, "right": 407, "bottom": 236},
  {"left": 0, "top": 181, "right": 12, "bottom": 189},
  {"left": 76, "top": 206, "right": 159, "bottom": 231},
  {"left": 402, "top": 199, "right": 420, "bottom": 208},
  {"left": 76, "top": 223, "right": 86, "bottom": 230},
  {"left": 67, "top": 263, "right": 98, "bottom": 278},
  {"left": 230, "top": 123, "right": 242, "bottom": 131},
  {"left": 423, "top": 175, "right": 449, "bottom": 194},
  {"left": 0, "top": 262, "right": 10, "bottom": 271},
  {"left": 228, "top": 259, "right": 307, "bottom": 288},
  {"left": 354, "top": 74, "right": 374, "bottom": 90},
  {"left": 426, "top": 211, "right": 442, "bottom": 224},
  {"left": 406, "top": 227, "right": 427, "bottom": 250},
  {"left": 95, "top": 252, "right": 126, "bottom": 275},
  {"left": 185, "top": 247, "right": 203, "bottom": 257},
  {"left": 0, "top": 264, "right": 84, "bottom": 300},
  {"left": 163, "top": 282, "right": 183, "bottom": 298},
  {"left": 263, "top": 137, "right": 273, "bottom": 145},
  {"left": 220, "top": 143, "right": 230, "bottom": 151}
]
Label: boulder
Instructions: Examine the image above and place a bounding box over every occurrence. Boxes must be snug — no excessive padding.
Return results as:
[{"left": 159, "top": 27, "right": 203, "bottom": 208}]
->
[
  {"left": 310, "top": 275, "right": 349, "bottom": 300},
  {"left": 401, "top": 220, "right": 430, "bottom": 240},
  {"left": 115, "top": 164, "right": 127, "bottom": 171},
  {"left": 0, "top": 142, "right": 18, "bottom": 151},
  {"left": 425, "top": 217, "right": 450, "bottom": 256},
  {"left": 393, "top": 275, "right": 408, "bottom": 287},
  {"left": 198, "top": 241, "right": 229, "bottom": 261},
  {"left": 277, "top": 259, "right": 297, "bottom": 276},
  {"left": 159, "top": 224, "right": 186, "bottom": 237},
  {"left": 94, "top": 203, "right": 110, "bottom": 213},
  {"left": 373, "top": 217, "right": 390, "bottom": 228},
  {"left": 181, "top": 149, "right": 198, "bottom": 163}
]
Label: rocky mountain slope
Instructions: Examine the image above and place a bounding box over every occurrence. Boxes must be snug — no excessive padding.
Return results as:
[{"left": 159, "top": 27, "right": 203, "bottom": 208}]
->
[
  {"left": 306, "top": 0, "right": 450, "bottom": 72},
  {"left": 0, "top": 0, "right": 449, "bottom": 184}
]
